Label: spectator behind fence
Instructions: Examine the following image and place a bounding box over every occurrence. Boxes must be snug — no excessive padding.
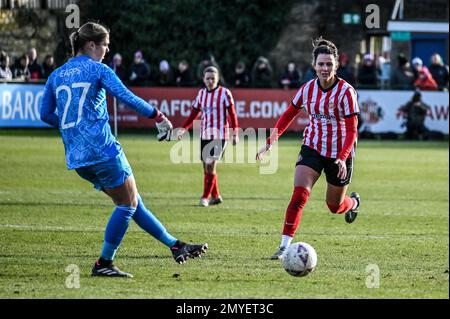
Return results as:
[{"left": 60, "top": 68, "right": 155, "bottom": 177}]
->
[
  {"left": 377, "top": 52, "right": 391, "bottom": 89},
  {"left": 109, "top": 53, "right": 128, "bottom": 83},
  {"left": 357, "top": 54, "right": 378, "bottom": 89},
  {"left": 279, "top": 62, "right": 302, "bottom": 89},
  {"left": 129, "top": 50, "right": 150, "bottom": 86},
  {"left": 251, "top": 56, "right": 273, "bottom": 88},
  {"left": 156, "top": 60, "right": 173, "bottom": 86},
  {"left": 12, "top": 54, "right": 31, "bottom": 81},
  {"left": 232, "top": 61, "right": 251, "bottom": 88},
  {"left": 428, "top": 53, "right": 449, "bottom": 91},
  {"left": 175, "top": 60, "right": 195, "bottom": 87},
  {"left": 391, "top": 54, "right": 415, "bottom": 90},
  {"left": 411, "top": 57, "right": 438, "bottom": 91},
  {"left": 0, "top": 51, "right": 13, "bottom": 80},
  {"left": 28, "top": 48, "right": 44, "bottom": 80},
  {"left": 399, "top": 91, "right": 430, "bottom": 140},
  {"left": 42, "top": 54, "right": 56, "bottom": 79},
  {"left": 301, "top": 64, "right": 317, "bottom": 84},
  {"left": 336, "top": 53, "right": 355, "bottom": 86}
]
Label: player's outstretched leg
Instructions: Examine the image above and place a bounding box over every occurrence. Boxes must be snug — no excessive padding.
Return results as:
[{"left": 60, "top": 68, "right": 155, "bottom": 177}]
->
[
  {"left": 170, "top": 240, "right": 208, "bottom": 264},
  {"left": 92, "top": 205, "right": 136, "bottom": 278},
  {"left": 345, "top": 192, "right": 360, "bottom": 224},
  {"left": 132, "top": 194, "right": 178, "bottom": 247},
  {"left": 271, "top": 186, "right": 311, "bottom": 260},
  {"left": 133, "top": 194, "right": 208, "bottom": 264}
]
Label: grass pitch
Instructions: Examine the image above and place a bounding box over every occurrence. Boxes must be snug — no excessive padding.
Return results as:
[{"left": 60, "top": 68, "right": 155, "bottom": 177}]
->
[{"left": 0, "top": 130, "right": 448, "bottom": 298}]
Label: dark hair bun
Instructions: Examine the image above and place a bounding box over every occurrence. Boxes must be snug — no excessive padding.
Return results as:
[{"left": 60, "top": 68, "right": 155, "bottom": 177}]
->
[
  {"left": 311, "top": 36, "right": 339, "bottom": 65},
  {"left": 313, "top": 37, "right": 337, "bottom": 51}
]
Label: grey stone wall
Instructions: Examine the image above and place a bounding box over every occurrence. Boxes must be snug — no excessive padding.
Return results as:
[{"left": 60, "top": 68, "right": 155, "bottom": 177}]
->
[
  {"left": 268, "top": 1, "right": 370, "bottom": 80},
  {"left": 0, "top": 9, "right": 66, "bottom": 65},
  {"left": 267, "top": 0, "right": 448, "bottom": 80}
]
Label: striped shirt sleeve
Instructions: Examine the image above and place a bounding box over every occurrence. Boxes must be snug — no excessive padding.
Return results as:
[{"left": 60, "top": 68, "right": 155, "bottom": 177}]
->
[
  {"left": 340, "top": 87, "right": 359, "bottom": 117},
  {"left": 223, "top": 88, "right": 234, "bottom": 108},
  {"left": 192, "top": 89, "right": 202, "bottom": 110},
  {"left": 291, "top": 82, "right": 307, "bottom": 109}
]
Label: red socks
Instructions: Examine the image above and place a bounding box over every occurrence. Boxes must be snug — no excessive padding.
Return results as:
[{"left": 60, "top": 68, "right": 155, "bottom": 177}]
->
[
  {"left": 211, "top": 174, "right": 220, "bottom": 198},
  {"left": 202, "top": 173, "right": 216, "bottom": 199},
  {"left": 282, "top": 187, "right": 310, "bottom": 237},
  {"left": 282, "top": 188, "right": 355, "bottom": 237},
  {"left": 202, "top": 173, "right": 220, "bottom": 199},
  {"left": 326, "top": 196, "right": 355, "bottom": 214}
]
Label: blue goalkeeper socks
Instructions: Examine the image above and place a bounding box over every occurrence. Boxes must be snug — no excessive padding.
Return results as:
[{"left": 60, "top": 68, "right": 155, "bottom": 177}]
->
[
  {"left": 100, "top": 195, "right": 177, "bottom": 261},
  {"left": 133, "top": 194, "right": 177, "bottom": 247},
  {"left": 101, "top": 205, "right": 136, "bottom": 260}
]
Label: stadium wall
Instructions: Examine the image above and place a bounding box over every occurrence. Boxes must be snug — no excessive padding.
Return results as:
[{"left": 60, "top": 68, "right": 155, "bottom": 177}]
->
[
  {"left": 0, "top": 9, "right": 68, "bottom": 65},
  {"left": 0, "top": 84, "right": 448, "bottom": 134}
]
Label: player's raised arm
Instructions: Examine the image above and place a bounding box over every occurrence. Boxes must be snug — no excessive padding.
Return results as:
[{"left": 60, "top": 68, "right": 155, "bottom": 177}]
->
[
  {"left": 177, "top": 94, "right": 201, "bottom": 140},
  {"left": 100, "top": 65, "right": 172, "bottom": 141},
  {"left": 256, "top": 82, "right": 306, "bottom": 161},
  {"left": 256, "top": 102, "right": 302, "bottom": 161},
  {"left": 100, "top": 64, "right": 156, "bottom": 118}
]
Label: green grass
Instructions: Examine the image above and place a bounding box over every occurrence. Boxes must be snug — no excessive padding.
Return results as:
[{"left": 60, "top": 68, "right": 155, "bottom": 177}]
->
[{"left": 0, "top": 130, "right": 448, "bottom": 298}]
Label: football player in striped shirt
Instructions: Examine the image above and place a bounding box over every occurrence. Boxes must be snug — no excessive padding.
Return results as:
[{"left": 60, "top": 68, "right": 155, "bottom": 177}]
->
[
  {"left": 257, "top": 38, "right": 361, "bottom": 260},
  {"left": 40, "top": 22, "right": 207, "bottom": 278},
  {"left": 177, "top": 66, "right": 239, "bottom": 206}
]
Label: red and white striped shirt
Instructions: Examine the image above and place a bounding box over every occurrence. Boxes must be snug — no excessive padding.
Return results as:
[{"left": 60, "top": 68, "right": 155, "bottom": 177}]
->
[
  {"left": 292, "top": 77, "right": 360, "bottom": 158},
  {"left": 184, "top": 85, "right": 238, "bottom": 140}
]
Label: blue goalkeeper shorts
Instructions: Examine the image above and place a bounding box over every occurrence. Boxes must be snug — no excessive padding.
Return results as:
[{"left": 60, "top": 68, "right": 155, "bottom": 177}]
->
[{"left": 75, "top": 152, "right": 133, "bottom": 191}]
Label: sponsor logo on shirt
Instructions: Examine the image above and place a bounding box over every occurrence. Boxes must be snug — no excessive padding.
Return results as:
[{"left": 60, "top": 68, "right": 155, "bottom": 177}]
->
[{"left": 311, "top": 113, "right": 336, "bottom": 120}]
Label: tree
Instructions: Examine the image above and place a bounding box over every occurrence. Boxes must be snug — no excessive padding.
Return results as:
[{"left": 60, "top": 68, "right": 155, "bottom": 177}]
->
[{"left": 80, "top": 0, "right": 294, "bottom": 84}]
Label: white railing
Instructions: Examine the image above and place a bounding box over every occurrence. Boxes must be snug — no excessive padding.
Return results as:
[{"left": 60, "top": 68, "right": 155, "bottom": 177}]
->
[
  {"left": 47, "top": 0, "right": 78, "bottom": 9},
  {"left": 0, "top": 0, "right": 78, "bottom": 9}
]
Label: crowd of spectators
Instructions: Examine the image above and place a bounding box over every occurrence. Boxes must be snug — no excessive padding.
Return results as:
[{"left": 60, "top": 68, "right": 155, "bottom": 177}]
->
[
  {"left": 1, "top": 48, "right": 55, "bottom": 82},
  {"left": 1, "top": 47, "right": 448, "bottom": 91}
]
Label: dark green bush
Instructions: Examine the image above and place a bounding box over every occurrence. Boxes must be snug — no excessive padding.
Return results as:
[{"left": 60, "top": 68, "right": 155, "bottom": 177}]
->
[{"left": 81, "top": 0, "right": 294, "bottom": 84}]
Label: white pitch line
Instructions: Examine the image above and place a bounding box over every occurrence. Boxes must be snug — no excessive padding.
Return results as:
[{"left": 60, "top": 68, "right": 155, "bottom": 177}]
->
[
  {"left": 0, "top": 224, "right": 102, "bottom": 232},
  {"left": 0, "top": 224, "right": 447, "bottom": 240}
]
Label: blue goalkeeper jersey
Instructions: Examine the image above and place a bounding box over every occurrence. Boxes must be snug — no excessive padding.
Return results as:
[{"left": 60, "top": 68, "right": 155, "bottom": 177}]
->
[{"left": 40, "top": 55, "right": 156, "bottom": 170}]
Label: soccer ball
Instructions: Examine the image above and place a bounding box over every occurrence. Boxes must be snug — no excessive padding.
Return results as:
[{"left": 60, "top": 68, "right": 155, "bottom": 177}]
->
[{"left": 282, "top": 242, "right": 317, "bottom": 277}]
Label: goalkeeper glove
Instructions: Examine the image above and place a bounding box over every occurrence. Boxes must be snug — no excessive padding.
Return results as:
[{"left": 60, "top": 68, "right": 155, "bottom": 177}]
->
[{"left": 155, "top": 111, "right": 173, "bottom": 141}]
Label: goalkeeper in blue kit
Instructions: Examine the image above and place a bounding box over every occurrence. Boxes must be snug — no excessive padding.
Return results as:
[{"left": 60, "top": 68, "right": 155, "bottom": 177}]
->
[{"left": 40, "top": 22, "right": 207, "bottom": 278}]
